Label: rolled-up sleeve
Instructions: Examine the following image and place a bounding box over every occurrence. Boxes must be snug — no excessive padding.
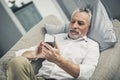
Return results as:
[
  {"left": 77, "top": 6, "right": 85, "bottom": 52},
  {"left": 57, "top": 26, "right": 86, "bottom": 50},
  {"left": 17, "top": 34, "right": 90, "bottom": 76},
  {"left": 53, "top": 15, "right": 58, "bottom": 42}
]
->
[
  {"left": 15, "top": 46, "right": 37, "bottom": 57},
  {"left": 77, "top": 42, "right": 100, "bottom": 80}
]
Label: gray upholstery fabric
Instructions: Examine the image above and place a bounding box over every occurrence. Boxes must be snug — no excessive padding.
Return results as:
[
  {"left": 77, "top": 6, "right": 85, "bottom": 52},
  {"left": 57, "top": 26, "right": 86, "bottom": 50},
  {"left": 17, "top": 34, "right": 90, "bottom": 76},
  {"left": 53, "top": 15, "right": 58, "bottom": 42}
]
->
[
  {"left": 90, "top": 19, "right": 120, "bottom": 80},
  {"left": 0, "top": 15, "right": 120, "bottom": 80},
  {"left": 45, "top": 23, "right": 66, "bottom": 34},
  {"left": 76, "top": 0, "right": 117, "bottom": 51},
  {"left": 87, "top": 0, "right": 117, "bottom": 51}
]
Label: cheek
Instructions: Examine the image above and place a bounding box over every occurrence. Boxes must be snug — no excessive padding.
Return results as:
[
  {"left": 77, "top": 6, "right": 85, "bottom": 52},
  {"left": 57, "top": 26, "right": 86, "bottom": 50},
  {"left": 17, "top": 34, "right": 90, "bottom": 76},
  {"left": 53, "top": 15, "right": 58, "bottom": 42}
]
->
[
  {"left": 69, "top": 24, "right": 73, "bottom": 29},
  {"left": 78, "top": 26, "right": 84, "bottom": 31},
  {"left": 78, "top": 26, "right": 88, "bottom": 32}
]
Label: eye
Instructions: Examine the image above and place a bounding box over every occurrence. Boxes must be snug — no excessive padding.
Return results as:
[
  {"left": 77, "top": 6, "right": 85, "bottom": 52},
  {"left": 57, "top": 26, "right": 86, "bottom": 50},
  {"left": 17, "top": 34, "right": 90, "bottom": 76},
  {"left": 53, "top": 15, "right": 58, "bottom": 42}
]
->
[
  {"left": 78, "top": 21, "right": 85, "bottom": 26},
  {"left": 70, "top": 20, "right": 75, "bottom": 24}
]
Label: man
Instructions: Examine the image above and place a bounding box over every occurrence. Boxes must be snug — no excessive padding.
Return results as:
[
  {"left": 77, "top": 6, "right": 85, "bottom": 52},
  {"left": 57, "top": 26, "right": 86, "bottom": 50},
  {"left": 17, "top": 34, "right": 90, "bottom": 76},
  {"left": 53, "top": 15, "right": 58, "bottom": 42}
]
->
[{"left": 7, "top": 8, "right": 100, "bottom": 80}]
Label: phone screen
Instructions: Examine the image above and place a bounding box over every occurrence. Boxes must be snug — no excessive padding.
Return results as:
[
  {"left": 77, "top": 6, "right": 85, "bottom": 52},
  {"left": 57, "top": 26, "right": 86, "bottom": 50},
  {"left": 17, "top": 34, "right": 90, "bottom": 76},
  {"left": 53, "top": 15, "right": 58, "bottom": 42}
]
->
[{"left": 44, "top": 35, "right": 55, "bottom": 47}]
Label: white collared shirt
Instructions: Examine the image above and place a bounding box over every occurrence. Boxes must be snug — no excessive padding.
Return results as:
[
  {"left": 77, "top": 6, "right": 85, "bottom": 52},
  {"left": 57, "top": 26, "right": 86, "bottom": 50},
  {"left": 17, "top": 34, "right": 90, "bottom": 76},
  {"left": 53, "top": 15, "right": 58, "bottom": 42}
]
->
[
  {"left": 15, "top": 33, "right": 100, "bottom": 80},
  {"left": 37, "top": 33, "right": 100, "bottom": 80}
]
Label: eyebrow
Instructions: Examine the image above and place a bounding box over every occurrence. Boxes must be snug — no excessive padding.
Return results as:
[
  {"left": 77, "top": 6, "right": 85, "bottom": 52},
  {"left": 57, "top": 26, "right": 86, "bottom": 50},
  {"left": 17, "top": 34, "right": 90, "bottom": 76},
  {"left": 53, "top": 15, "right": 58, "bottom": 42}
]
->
[
  {"left": 78, "top": 20, "right": 85, "bottom": 23},
  {"left": 71, "top": 19, "right": 85, "bottom": 22}
]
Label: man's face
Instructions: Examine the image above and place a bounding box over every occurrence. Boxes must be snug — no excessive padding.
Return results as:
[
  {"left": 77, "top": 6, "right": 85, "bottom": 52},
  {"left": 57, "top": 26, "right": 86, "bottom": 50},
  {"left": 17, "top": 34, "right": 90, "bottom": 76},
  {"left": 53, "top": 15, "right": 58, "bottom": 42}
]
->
[{"left": 69, "top": 12, "right": 90, "bottom": 39}]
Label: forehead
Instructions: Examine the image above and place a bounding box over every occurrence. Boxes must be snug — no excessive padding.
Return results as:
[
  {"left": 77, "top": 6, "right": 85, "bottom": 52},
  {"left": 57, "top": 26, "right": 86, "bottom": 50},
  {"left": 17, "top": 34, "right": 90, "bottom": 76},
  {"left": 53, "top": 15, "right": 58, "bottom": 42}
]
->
[{"left": 71, "top": 12, "right": 89, "bottom": 22}]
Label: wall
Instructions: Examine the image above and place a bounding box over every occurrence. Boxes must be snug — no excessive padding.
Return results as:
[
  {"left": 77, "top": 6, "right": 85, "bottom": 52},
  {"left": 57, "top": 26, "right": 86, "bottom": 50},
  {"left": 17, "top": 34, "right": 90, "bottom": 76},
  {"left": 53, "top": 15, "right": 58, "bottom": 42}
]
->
[
  {"left": 32, "top": 0, "right": 65, "bottom": 23},
  {"left": 57, "top": 0, "right": 120, "bottom": 21},
  {"left": 101, "top": 0, "right": 120, "bottom": 20},
  {"left": 0, "top": 0, "right": 25, "bottom": 57},
  {"left": 10, "top": 0, "right": 120, "bottom": 21},
  {"left": 13, "top": 0, "right": 66, "bottom": 23}
]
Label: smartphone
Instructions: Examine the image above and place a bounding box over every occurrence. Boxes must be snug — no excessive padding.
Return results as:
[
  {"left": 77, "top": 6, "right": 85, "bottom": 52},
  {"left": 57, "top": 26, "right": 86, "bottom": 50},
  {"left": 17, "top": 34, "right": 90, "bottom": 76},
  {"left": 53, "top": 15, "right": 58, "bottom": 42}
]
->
[
  {"left": 45, "top": 35, "right": 55, "bottom": 47},
  {"left": 45, "top": 42, "right": 54, "bottom": 47}
]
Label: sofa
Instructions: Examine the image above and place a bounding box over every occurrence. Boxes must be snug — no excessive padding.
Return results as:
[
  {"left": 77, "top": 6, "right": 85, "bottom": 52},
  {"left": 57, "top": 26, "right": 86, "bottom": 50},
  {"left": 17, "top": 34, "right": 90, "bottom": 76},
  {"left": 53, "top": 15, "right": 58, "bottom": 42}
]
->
[{"left": 0, "top": 15, "right": 120, "bottom": 80}]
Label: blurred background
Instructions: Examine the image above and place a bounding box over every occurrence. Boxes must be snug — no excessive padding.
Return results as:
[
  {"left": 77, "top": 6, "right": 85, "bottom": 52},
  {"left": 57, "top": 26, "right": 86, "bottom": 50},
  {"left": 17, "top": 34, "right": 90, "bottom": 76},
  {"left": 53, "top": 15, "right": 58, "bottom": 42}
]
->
[{"left": 0, "top": 0, "right": 120, "bottom": 57}]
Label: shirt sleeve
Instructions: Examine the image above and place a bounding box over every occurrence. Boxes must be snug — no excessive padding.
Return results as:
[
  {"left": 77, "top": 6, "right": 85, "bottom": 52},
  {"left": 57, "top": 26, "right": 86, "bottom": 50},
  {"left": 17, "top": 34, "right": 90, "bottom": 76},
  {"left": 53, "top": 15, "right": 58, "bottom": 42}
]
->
[
  {"left": 15, "top": 34, "right": 53, "bottom": 57},
  {"left": 15, "top": 45, "right": 37, "bottom": 57},
  {"left": 77, "top": 42, "right": 100, "bottom": 80}
]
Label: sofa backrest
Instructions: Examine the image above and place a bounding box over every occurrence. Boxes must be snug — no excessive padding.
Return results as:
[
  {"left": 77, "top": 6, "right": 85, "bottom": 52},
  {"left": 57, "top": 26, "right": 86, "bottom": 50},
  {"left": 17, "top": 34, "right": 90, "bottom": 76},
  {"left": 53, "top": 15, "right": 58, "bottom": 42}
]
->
[{"left": 90, "top": 19, "right": 120, "bottom": 80}]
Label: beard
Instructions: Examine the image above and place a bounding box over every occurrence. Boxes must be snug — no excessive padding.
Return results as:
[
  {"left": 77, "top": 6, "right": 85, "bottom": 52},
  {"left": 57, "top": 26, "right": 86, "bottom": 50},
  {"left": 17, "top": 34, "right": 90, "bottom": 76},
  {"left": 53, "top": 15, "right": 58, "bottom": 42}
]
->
[{"left": 68, "top": 30, "right": 82, "bottom": 40}]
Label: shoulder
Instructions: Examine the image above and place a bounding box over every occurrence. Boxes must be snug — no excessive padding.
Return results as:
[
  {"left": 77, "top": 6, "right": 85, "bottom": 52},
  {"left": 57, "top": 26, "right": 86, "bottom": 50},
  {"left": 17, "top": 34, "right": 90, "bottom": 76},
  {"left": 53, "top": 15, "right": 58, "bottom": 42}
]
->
[
  {"left": 55, "top": 33, "right": 67, "bottom": 36},
  {"left": 87, "top": 38, "right": 99, "bottom": 48},
  {"left": 55, "top": 33, "right": 67, "bottom": 39}
]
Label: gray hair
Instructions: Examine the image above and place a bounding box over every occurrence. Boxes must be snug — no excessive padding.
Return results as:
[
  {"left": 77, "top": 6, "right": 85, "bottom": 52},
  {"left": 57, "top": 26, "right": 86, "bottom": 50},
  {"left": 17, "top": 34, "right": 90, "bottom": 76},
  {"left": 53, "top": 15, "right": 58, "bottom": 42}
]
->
[{"left": 71, "top": 8, "right": 92, "bottom": 25}]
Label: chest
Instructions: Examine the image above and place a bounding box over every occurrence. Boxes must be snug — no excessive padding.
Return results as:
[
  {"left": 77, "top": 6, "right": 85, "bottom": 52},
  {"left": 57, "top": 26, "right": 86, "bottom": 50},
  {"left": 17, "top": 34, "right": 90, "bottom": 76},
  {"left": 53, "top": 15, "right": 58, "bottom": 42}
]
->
[{"left": 58, "top": 40, "right": 88, "bottom": 63}]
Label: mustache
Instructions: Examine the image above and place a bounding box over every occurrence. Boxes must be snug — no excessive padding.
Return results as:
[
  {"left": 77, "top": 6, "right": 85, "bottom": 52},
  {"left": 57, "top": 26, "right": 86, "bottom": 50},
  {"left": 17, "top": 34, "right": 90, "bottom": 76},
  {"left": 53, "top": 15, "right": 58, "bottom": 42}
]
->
[
  {"left": 70, "top": 29, "right": 82, "bottom": 35},
  {"left": 70, "top": 29, "right": 79, "bottom": 33}
]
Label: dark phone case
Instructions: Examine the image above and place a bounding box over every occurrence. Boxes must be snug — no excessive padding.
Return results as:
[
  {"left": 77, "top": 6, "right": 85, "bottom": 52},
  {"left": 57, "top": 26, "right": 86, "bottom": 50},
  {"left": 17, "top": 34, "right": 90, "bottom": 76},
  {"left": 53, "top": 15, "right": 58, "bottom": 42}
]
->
[{"left": 45, "top": 42, "right": 54, "bottom": 47}]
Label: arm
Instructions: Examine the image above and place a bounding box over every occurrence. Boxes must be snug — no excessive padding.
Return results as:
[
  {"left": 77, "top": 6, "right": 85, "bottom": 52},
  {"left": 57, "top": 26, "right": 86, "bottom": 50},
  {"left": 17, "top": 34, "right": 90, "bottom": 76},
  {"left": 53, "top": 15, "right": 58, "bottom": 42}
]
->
[
  {"left": 22, "top": 50, "right": 36, "bottom": 60},
  {"left": 22, "top": 42, "right": 45, "bottom": 60},
  {"left": 42, "top": 41, "right": 99, "bottom": 79},
  {"left": 78, "top": 43, "right": 100, "bottom": 79},
  {"left": 55, "top": 56, "right": 80, "bottom": 78},
  {"left": 42, "top": 42, "right": 80, "bottom": 78}
]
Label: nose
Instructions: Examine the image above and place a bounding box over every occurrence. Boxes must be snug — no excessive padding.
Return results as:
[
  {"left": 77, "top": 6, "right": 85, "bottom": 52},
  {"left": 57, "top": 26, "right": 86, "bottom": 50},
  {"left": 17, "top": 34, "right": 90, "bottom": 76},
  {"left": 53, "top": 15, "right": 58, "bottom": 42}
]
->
[{"left": 73, "top": 21, "right": 78, "bottom": 29}]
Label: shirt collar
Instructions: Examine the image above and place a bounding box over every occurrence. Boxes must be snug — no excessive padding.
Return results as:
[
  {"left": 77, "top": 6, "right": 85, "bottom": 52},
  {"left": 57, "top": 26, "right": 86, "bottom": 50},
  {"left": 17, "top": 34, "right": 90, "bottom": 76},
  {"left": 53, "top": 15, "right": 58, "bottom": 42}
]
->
[{"left": 65, "top": 33, "right": 88, "bottom": 42}]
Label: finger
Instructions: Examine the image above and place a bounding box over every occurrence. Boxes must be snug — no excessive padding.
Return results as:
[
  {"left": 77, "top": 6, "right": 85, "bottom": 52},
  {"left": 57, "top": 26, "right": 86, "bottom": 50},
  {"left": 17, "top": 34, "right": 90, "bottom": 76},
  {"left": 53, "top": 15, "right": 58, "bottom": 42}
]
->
[
  {"left": 38, "top": 53, "right": 46, "bottom": 58},
  {"left": 54, "top": 40, "right": 59, "bottom": 49},
  {"left": 36, "top": 52, "right": 43, "bottom": 58},
  {"left": 53, "top": 36, "right": 59, "bottom": 49},
  {"left": 42, "top": 47, "right": 52, "bottom": 56},
  {"left": 38, "top": 42, "right": 43, "bottom": 47},
  {"left": 42, "top": 49, "right": 50, "bottom": 59},
  {"left": 42, "top": 47, "right": 49, "bottom": 55},
  {"left": 37, "top": 47, "right": 42, "bottom": 53},
  {"left": 36, "top": 42, "right": 43, "bottom": 54},
  {"left": 43, "top": 42, "right": 53, "bottom": 50},
  {"left": 41, "top": 51, "right": 47, "bottom": 58}
]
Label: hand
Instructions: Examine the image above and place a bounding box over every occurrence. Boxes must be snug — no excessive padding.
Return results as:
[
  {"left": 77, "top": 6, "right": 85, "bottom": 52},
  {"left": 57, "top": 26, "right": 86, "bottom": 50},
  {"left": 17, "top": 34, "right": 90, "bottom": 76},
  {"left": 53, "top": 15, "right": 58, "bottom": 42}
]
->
[
  {"left": 35, "top": 42, "right": 46, "bottom": 59},
  {"left": 42, "top": 41, "right": 61, "bottom": 63},
  {"left": 22, "top": 50, "right": 36, "bottom": 59},
  {"left": 22, "top": 42, "right": 46, "bottom": 59}
]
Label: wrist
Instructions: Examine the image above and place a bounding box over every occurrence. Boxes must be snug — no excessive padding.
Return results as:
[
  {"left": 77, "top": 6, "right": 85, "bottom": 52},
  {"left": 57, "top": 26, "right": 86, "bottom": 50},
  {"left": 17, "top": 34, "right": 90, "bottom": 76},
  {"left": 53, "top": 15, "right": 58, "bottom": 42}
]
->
[
  {"left": 22, "top": 51, "right": 38, "bottom": 61},
  {"left": 26, "top": 57, "right": 38, "bottom": 61},
  {"left": 54, "top": 56, "right": 64, "bottom": 65}
]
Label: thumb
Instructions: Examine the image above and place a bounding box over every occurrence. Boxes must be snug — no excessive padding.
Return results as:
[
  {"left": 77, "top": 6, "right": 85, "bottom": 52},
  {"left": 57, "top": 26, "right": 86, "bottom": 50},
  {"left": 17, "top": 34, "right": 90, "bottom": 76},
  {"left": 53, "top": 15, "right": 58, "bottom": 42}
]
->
[{"left": 54, "top": 40, "right": 59, "bottom": 49}]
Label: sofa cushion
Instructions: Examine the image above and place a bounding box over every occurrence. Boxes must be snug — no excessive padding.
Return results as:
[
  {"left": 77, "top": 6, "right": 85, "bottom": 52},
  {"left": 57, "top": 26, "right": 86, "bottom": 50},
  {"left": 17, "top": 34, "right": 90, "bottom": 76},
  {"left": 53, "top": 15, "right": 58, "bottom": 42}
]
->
[
  {"left": 45, "top": 23, "right": 66, "bottom": 34},
  {"left": 90, "top": 19, "right": 120, "bottom": 80},
  {"left": 88, "top": 0, "right": 117, "bottom": 51}
]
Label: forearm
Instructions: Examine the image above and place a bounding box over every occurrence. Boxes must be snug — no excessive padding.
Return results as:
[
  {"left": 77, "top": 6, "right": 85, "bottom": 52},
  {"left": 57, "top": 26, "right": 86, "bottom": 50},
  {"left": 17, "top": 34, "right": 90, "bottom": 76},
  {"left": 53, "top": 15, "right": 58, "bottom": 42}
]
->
[
  {"left": 42, "top": 42, "right": 80, "bottom": 78},
  {"left": 22, "top": 51, "right": 36, "bottom": 60},
  {"left": 55, "top": 56, "right": 80, "bottom": 78}
]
